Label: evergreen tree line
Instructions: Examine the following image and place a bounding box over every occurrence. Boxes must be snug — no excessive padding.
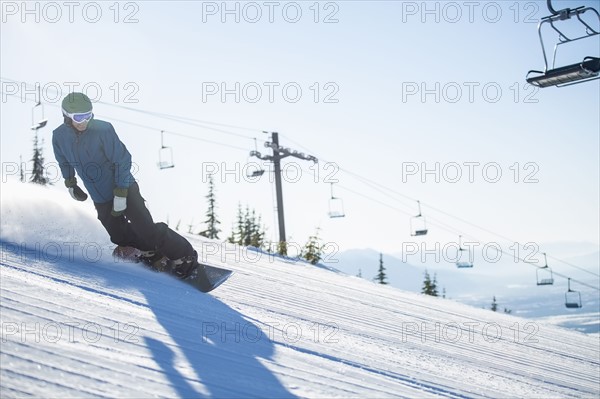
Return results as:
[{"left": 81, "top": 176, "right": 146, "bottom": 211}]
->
[
  {"left": 422, "top": 270, "right": 440, "bottom": 297},
  {"left": 174, "top": 175, "right": 327, "bottom": 264},
  {"left": 369, "top": 257, "right": 447, "bottom": 299},
  {"left": 490, "top": 296, "right": 512, "bottom": 314},
  {"left": 227, "top": 204, "right": 266, "bottom": 248},
  {"left": 374, "top": 259, "right": 510, "bottom": 313},
  {"left": 370, "top": 255, "right": 444, "bottom": 297}
]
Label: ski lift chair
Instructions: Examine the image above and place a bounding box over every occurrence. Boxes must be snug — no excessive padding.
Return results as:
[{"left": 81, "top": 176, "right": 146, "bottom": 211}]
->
[
  {"left": 536, "top": 253, "right": 555, "bottom": 285},
  {"left": 246, "top": 150, "right": 265, "bottom": 177},
  {"left": 526, "top": 1, "right": 600, "bottom": 88},
  {"left": 246, "top": 138, "right": 266, "bottom": 177},
  {"left": 410, "top": 200, "right": 428, "bottom": 236},
  {"left": 536, "top": 267, "right": 555, "bottom": 285},
  {"left": 456, "top": 235, "right": 474, "bottom": 268},
  {"left": 30, "top": 101, "right": 48, "bottom": 131},
  {"left": 328, "top": 183, "right": 345, "bottom": 218},
  {"left": 565, "top": 278, "right": 583, "bottom": 308},
  {"left": 158, "top": 131, "right": 175, "bottom": 169}
]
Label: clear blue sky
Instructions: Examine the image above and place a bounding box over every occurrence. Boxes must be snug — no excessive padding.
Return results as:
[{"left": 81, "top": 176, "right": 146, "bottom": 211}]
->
[{"left": 2, "top": 1, "right": 599, "bottom": 263}]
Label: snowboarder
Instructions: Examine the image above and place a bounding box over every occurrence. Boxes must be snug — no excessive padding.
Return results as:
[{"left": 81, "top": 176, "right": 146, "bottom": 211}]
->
[{"left": 52, "top": 92, "right": 206, "bottom": 282}]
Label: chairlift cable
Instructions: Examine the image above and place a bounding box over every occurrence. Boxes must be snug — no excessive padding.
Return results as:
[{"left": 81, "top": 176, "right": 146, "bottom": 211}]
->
[
  {"left": 298, "top": 165, "right": 599, "bottom": 291},
  {"left": 1, "top": 90, "right": 250, "bottom": 153},
  {"left": 284, "top": 137, "right": 599, "bottom": 278},
  {"left": 0, "top": 77, "right": 260, "bottom": 140}
]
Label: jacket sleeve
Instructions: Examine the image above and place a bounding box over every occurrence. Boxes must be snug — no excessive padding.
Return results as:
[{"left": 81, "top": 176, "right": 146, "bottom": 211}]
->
[
  {"left": 102, "top": 123, "right": 135, "bottom": 189},
  {"left": 52, "top": 131, "right": 75, "bottom": 180}
]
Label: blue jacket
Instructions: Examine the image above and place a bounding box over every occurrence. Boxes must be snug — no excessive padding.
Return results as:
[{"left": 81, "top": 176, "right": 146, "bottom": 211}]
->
[{"left": 52, "top": 119, "right": 135, "bottom": 204}]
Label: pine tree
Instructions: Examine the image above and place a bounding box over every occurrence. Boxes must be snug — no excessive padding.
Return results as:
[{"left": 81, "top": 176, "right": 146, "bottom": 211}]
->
[
  {"left": 491, "top": 296, "right": 498, "bottom": 312},
  {"left": 422, "top": 270, "right": 438, "bottom": 296},
  {"left": 199, "top": 175, "right": 221, "bottom": 239},
  {"left": 228, "top": 204, "right": 244, "bottom": 245},
  {"left": 249, "top": 212, "right": 265, "bottom": 248},
  {"left": 243, "top": 206, "right": 253, "bottom": 246},
  {"left": 228, "top": 204, "right": 267, "bottom": 249},
  {"left": 19, "top": 155, "right": 25, "bottom": 183},
  {"left": 265, "top": 240, "right": 274, "bottom": 254},
  {"left": 277, "top": 241, "right": 288, "bottom": 256},
  {"left": 227, "top": 225, "right": 236, "bottom": 244},
  {"left": 235, "top": 204, "right": 245, "bottom": 244},
  {"left": 30, "top": 134, "right": 48, "bottom": 185},
  {"left": 302, "top": 228, "right": 324, "bottom": 265},
  {"left": 422, "top": 270, "right": 432, "bottom": 295},
  {"left": 375, "top": 253, "right": 388, "bottom": 284}
]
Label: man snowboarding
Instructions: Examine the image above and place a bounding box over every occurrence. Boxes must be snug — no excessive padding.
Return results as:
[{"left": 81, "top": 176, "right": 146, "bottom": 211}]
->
[{"left": 52, "top": 92, "right": 213, "bottom": 291}]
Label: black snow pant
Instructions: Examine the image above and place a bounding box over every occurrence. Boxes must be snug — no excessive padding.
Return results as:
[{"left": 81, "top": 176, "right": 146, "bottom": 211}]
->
[{"left": 94, "top": 182, "right": 194, "bottom": 261}]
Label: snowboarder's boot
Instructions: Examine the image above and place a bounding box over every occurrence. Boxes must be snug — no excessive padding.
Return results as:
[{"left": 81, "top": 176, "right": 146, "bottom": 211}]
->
[
  {"left": 170, "top": 251, "right": 212, "bottom": 292},
  {"left": 112, "top": 245, "right": 139, "bottom": 262},
  {"left": 138, "top": 250, "right": 169, "bottom": 272}
]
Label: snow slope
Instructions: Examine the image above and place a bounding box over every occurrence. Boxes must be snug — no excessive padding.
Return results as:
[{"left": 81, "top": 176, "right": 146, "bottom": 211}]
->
[
  {"left": 336, "top": 246, "right": 600, "bottom": 334},
  {"left": 1, "top": 181, "right": 599, "bottom": 398}
]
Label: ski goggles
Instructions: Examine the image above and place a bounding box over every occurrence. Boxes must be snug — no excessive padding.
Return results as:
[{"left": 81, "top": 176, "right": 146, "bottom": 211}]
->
[{"left": 63, "top": 110, "right": 93, "bottom": 123}]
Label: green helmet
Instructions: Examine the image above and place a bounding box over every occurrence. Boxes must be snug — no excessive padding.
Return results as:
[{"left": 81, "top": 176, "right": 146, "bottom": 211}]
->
[{"left": 61, "top": 92, "right": 93, "bottom": 116}]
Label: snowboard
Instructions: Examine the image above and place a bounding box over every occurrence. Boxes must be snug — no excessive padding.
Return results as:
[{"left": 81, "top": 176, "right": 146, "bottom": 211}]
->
[{"left": 112, "top": 246, "right": 233, "bottom": 293}]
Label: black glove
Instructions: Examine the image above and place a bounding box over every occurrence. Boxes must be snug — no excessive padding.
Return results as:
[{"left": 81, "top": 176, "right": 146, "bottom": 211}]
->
[{"left": 65, "top": 177, "right": 88, "bottom": 201}]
